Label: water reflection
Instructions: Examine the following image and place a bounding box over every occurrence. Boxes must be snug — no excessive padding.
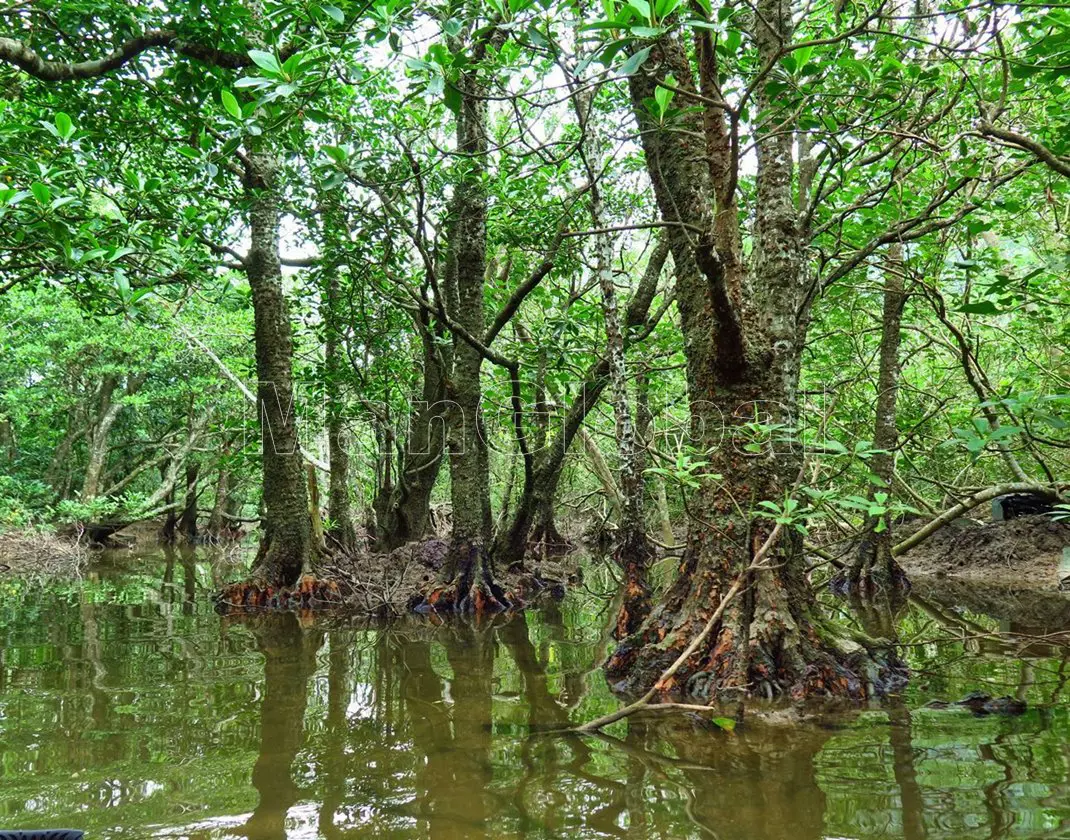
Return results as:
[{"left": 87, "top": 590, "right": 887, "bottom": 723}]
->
[
  {"left": 2, "top": 553, "right": 1070, "bottom": 838},
  {"left": 241, "top": 614, "right": 323, "bottom": 839}
]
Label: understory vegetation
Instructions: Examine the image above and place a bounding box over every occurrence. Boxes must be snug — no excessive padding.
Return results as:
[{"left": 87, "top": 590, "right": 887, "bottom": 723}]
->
[{"left": 0, "top": 0, "right": 1068, "bottom": 705}]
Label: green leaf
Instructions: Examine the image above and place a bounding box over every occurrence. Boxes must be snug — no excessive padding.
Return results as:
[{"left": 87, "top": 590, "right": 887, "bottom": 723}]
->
[
  {"left": 619, "top": 46, "right": 652, "bottom": 75},
  {"left": 655, "top": 0, "right": 683, "bottom": 18},
  {"left": 80, "top": 248, "right": 108, "bottom": 263},
  {"left": 322, "top": 145, "right": 348, "bottom": 164},
  {"left": 320, "top": 4, "right": 344, "bottom": 24},
  {"left": 114, "top": 270, "right": 131, "bottom": 299},
  {"left": 711, "top": 716, "right": 736, "bottom": 732},
  {"left": 958, "top": 300, "right": 1000, "bottom": 315},
  {"left": 654, "top": 76, "right": 675, "bottom": 114},
  {"left": 720, "top": 30, "right": 742, "bottom": 56},
  {"left": 54, "top": 112, "right": 74, "bottom": 141},
  {"left": 221, "top": 89, "right": 242, "bottom": 120},
  {"left": 30, "top": 182, "right": 51, "bottom": 204},
  {"left": 247, "top": 49, "right": 283, "bottom": 75},
  {"left": 281, "top": 53, "right": 304, "bottom": 79},
  {"left": 444, "top": 83, "right": 462, "bottom": 114},
  {"left": 791, "top": 45, "right": 814, "bottom": 68},
  {"left": 627, "top": 0, "right": 652, "bottom": 21}
]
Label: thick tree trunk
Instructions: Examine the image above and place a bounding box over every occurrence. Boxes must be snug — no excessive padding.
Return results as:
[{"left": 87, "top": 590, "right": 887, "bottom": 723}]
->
[
  {"left": 246, "top": 147, "right": 310, "bottom": 587},
  {"left": 433, "top": 58, "right": 504, "bottom": 612},
  {"left": 842, "top": 243, "right": 910, "bottom": 595},
  {"left": 609, "top": 24, "right": 900, "bottom": 701},
  {"left": 81, "top": 375, "right": 118, "bottom": 502},
  {"left": 82, "top": 372, "right": 146, "bottom": 498},
  {"left": 82, "top": 374, "right": 145, "bottom": 501}
]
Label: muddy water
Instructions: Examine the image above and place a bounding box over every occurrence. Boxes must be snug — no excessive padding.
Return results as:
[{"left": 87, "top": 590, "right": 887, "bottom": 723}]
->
[{"left": 2, "top": 549, "right": 1070, "bottom": 838}]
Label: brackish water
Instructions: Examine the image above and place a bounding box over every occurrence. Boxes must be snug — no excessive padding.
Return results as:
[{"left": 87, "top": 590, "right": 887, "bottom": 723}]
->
[{"left": 3, "top": 548, "right": 1070, "bottom": 838}]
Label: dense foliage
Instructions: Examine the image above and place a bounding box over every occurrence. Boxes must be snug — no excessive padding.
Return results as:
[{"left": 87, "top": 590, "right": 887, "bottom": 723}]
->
[{"left": 0, "top": 0, "right": 1067, "bottom": 698}]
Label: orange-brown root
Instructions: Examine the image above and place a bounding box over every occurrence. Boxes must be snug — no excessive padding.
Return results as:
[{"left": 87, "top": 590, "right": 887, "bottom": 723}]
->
[{"left": 216, "top": 575, "right": 344, "bottom": 613}]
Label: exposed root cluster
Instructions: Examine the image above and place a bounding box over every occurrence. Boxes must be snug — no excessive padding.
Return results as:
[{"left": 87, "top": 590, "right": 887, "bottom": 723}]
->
[
  {"left": 215, "top": 574, "right": 345, "bottom": 612},
  {"left": 218, "top": 539, "right": 576, "bottom": 616}
]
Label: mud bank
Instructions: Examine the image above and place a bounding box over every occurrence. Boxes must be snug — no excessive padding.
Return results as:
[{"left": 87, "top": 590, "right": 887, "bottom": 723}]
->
[
  {"left": 326, "top": 539, "right": 579, "bottom": 614},
  {"left": 898, "top": 514, "right": 1070, "bottom": 588}
]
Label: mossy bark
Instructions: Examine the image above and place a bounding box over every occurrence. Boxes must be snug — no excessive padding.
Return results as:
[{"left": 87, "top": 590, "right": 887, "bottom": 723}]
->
[
  {"left": 610, "top": 17, "right": 900, "bottom": 701},
  {"left": 246, "top": 146, "right": 311, "bottom": 588}
]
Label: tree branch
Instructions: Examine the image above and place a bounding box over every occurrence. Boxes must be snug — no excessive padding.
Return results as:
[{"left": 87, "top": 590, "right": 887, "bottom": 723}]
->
[
  {"left": 0, "top": 31, "right": 251, "bottom": 81},
  {"left": 976, "top": 120, "right": 1070, "bottom": 179}
]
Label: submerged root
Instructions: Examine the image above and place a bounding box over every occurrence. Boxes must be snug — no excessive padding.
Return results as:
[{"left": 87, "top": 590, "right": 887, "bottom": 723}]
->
[
  {"left": 215, "top": 574, "right": 345, "bottom": 613},
  {"left": 607, "top": 613, "right": 906, "bottom": 706},
  {"left": 528, "top": 522, "right": 574, "bottom": 559},
  {"left": 604, "top": 538, "right": 907, "bottom": 707}
]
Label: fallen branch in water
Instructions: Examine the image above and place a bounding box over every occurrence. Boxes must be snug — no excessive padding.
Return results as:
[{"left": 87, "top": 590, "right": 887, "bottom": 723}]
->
[{"left": 573, "top": 521, "right": 785, "bottom": 733}]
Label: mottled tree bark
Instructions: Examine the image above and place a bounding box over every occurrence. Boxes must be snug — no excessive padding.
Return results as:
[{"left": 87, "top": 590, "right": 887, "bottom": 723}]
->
[
  {"left": 323, "top": 249, "right": 358, "bottom": 553},
  {"left": 81, "top": 373, "right": 144, "bottom": 501},
  {"left": 609, "top": 19, "right": 899, "bottom": 701},
  {"left": 574, "top": 79, "right": 654, "bottom": 636},
  {"left": 434, "top": 56, "right": 503, "bottom": 611},
  {"left": 246, "top": 147, "right": 311, "bottom": 587}
]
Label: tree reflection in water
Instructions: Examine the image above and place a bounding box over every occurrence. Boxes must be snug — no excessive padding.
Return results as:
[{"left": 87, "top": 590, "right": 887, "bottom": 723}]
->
[
  {"left": 8, "top": 561, "right": 1070, "bottom": 839},
  {"left": 236, "top": 609, "right": 934, "bottom": 840},
  {"left": 240, "top": 613, "right": 324, "bottom": 839}
]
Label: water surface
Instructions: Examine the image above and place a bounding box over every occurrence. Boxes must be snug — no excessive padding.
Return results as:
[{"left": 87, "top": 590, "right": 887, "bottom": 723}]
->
[{"left": 1, "top": 547, "right": 1070, "bottom": 838}]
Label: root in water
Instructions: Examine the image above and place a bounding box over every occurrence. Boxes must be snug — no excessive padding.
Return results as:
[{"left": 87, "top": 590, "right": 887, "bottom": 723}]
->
[{"left": 216, "top": 574, "right": 344, "bottom": 612}]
